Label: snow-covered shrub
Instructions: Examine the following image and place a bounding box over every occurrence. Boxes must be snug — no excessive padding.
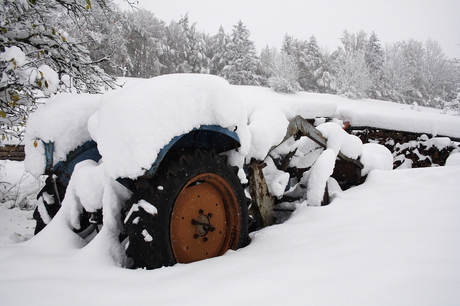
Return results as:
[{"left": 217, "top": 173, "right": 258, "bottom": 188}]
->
[
  {"left": 441, "top": 94, "right": 460, "bottom": 116},
  {"left": 268, "top": 76, "right": 301, "bottom": 93},
  {"left": 0, "top": 161, "right": 41, "bottom": 210}
]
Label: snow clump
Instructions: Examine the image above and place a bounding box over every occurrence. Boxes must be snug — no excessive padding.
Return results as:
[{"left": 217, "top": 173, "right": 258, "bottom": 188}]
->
[
  {"left": 24, "top": 93, "right": 102, "bottom": 177},
  {"left": 91, "top": 74, "right": 251, "bottom": 179}
]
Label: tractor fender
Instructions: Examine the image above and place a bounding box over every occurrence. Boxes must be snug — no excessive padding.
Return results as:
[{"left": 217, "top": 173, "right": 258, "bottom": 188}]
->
[
  {"left": 142, "top": 125, "right": 240, "bottom": 179},
  {"left": 44, "top": 140, "right": 102, "bottom": 189}
]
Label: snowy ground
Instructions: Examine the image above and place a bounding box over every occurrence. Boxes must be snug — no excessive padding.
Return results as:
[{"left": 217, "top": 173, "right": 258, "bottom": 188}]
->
[
  {"left": 0, "top": 161, "right": 39, "bottom": 245},
  {"left": 0, "top": 163, "right": 459, "bottom": 305},
  {"left": 1, "top": 78, "right": 460, "bottom": 305}
]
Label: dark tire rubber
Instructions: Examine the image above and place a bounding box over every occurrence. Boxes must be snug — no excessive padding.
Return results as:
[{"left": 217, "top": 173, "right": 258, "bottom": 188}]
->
[
  {"left": 124, "top": 148, "right": 250, "bottom": 269},
  {"left": 33, "top": 176, "right": 65, "bottom": 234},
  {"left": 33, "top": 176, "right": 93, "bottom": 235}
]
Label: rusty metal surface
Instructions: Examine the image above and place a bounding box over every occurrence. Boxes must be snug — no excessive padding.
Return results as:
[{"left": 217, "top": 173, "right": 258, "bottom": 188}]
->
[{"left": 247, "top": 161, "right": 274, "bottom": 228}]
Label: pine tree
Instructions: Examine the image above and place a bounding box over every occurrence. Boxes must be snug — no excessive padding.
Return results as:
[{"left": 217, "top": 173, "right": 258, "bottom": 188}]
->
[
  {"left": 220, "top": 20, "right": 261, "bottom": 85},
  {"left": 259, "top": 45, "right": 277, "bottom": 82},
  {"left": 365, "top": 32, "right": 385, "bottom": 99},
  {"left": 301, "top": 36, "right": 323, "bottom": 92},
  {"left": 179, "top": 14, "right": 209, "bottom": 73},
  {"left": 281, "top": 34, "right": 296, "bottom": 56},
  {"left": 123, "top": 8, "right": 165, "bottom": 78},
  {"left": 161, "top": 14, "right": 209, "bottom": 74},
  {"left": 209, "top": 26, "right": 231, "bottom": 75}
]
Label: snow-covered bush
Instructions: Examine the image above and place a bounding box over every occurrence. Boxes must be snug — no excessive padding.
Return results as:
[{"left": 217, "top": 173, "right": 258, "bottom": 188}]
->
[
  {"left": 0, "top": 161, "right": 41, "bottom": 210},
  {"left": 441, "top": 93, "right": 460, "bottom": 116}
]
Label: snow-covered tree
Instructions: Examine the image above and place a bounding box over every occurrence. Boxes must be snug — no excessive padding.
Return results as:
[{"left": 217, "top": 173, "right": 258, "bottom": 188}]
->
[
  {"left": 341, "top": 29, "right": 367, "bottom": 55},
  {"left": 365, "top": 32, "right": 385, "bottom": 99},
  {"left": 333, "top": 49, "right": 371, "bottom": 99},
  {"left": 281, "top": 34, "right": 296, "bottom": 56},
  {"left": 162, "top": 14, "right": 209, "bottom": 74},
  {"left": 123, "top": 8, "right": 165, "bottom": 78},
  {"left": 332, "top": 30, "right": 372, "bottom": 99},
  {"left": 209, "top": 26, "right": 230, "bottom": 75},
  {"left": 258, "top": 45, "right": 277, "bottom": 83},
  {"left": 301, "top": 36, "right": 324, "bottom": 92},
  {"left": 382, "top": 42, "right": 412, "bottom": 103},
  {"left": 315, "top": 50, "right": 336, "bottom": 93},
  {"left": 422, "top": 39, "right": 458, "bottom": 105},
  {"left": 54, "top": 1, "right": 129, "bottom": 77},
  {"left": 0, "top": 0, "right": 117, "bottom": 140},
  {"left": 220, "top": 20, "right": 261, "bottom": 85},
  {"left": 381, "top": 39, "right": 459, "bottom": 106},
  {"left": 268, "top": 51, "right": 301, "bottom": 93}
]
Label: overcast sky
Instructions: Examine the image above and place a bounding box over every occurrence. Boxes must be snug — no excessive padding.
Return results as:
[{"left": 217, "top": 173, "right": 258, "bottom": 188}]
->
[{"left": 116, "top": 0, "right": 460, "bottom": 59}]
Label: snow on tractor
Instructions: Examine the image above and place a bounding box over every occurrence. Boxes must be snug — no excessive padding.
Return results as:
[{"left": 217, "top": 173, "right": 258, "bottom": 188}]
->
[{"left": 25, "top": 74, "right": 394, "bottom": 269}]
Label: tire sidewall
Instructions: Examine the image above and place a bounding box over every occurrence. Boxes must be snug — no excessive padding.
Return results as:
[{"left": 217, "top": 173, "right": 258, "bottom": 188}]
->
[{"left": 125, "top": 149, "right": 249, "bottom": 269}]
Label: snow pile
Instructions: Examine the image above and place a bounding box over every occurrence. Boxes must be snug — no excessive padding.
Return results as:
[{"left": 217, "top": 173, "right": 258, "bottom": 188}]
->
[
  {"left": 91, "top": 74, "right": 250, "bottom": 179},
  {"left": 64, "top": 160, "right": 107, "bottom": 229},
  {"left": 262, "top": 157, "right": 290, "bottom": 197},
  {"left": 305, "top": 122, "right": 364, "bottom": 206},
  {"left": 246, "top": 105, "right": 289, "bottom": 161},
  {"left": 360, "top": 143, "right": 394, "bottom": 176},
  {"left": 306, "top": 148, "right": 337, "bottom": 206},
  {"left": 1, "top": 165, "right": 459, "bottom": 305},
  {"left": 316, "top": 121, "right": 362, "bottom": 159},
  {"left": 24, "top": 93, "right": 102, "bottom": 177},
  {"left": 446, "top": 150, "right": 460, "bottom": 166}
]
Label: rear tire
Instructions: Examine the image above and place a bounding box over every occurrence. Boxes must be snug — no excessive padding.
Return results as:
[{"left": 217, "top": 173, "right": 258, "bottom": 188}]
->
[
  {"left": 124, "top": 148, "right": 249, "bottom": 269},
  {"left": 33, "top": 176, "right": 64, "bottom": 234}
]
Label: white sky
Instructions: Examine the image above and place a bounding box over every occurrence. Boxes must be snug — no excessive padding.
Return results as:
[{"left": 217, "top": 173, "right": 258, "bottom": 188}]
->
[{"left": 116, "top": 0, "right": 460, "bottom": 59}]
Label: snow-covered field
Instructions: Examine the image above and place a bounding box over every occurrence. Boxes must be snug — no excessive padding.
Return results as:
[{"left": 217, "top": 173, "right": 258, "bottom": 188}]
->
[
  {"left": 1, "top": 76, "right": 460, "bottom": 305},
  {"left": 1, "top": 164, "right": 459, "bottom": 305}
]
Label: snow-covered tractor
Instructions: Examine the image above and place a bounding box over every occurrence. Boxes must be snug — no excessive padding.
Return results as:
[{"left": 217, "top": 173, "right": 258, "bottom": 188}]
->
[{"left": 25, "top": 74, "right": 393, "bottom": 269}]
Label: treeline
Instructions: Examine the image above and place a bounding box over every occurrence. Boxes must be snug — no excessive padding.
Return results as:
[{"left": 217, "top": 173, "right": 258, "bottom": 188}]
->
[{"left": 77, "top": 7, "right": 459, "bottom": 108}]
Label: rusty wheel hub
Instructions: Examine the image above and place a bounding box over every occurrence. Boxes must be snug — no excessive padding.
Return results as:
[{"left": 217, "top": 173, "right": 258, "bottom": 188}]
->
[{"left": 170, "top": 173, "right": 240, "bottom": 263}]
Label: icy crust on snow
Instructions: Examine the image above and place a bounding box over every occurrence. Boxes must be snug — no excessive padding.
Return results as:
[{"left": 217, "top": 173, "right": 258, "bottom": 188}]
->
[
  {"left": 24, "top": 93, "right": 102, "bottom": 177},
  {"left": 92, "top": 74, "right": 251, "bottom": 179}
]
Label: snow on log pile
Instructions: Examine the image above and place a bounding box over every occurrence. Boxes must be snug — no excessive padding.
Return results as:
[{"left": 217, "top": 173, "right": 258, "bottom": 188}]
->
[
  {"left": 234, "top": 85, "right": 460, "bottom": 169},
  {"left": 351, "top": 129, "right": 459, "bottom": 168}
]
